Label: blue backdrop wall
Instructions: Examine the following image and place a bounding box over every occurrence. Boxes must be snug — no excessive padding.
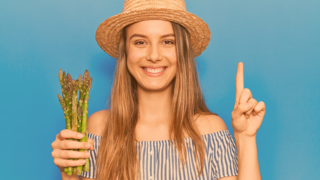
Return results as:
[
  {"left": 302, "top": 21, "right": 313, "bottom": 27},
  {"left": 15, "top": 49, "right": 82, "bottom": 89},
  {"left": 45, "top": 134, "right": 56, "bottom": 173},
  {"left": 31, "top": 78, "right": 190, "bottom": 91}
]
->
[{"left": 0, "top": 0, "right": 319, "bottom": 179}]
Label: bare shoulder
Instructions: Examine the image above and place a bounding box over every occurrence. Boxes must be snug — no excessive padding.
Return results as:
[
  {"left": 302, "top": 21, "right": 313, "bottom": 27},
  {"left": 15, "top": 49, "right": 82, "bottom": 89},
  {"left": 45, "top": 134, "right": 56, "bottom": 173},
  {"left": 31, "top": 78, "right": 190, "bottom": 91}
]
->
[
  {"left": 87, "top": 109, "right": 110, "bottom": 136},
  {"left": 195, "top": 113, "right": 228, "bottom": 135}
]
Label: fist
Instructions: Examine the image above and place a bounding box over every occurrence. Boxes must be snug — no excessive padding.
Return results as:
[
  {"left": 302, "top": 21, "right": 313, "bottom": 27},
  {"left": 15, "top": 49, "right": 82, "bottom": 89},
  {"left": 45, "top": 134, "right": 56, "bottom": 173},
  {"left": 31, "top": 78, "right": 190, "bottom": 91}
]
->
[{"left": 51, "top": 129, "right": 94, "bottom": 171}]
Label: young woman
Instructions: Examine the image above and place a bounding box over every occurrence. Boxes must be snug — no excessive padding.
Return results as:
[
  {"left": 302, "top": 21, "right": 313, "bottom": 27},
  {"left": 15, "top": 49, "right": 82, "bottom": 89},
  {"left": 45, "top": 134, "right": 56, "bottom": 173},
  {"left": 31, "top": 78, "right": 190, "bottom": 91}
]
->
[{"left": 51, "top": 0, "right": 266, "bottom": 180}]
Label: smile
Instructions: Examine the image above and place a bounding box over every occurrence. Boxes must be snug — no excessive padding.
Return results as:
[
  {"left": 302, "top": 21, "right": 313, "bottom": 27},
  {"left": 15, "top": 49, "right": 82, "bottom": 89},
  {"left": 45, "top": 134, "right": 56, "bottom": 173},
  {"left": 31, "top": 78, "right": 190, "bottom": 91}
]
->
[
  {"left": 143, "top": 67, "right": 166, "bottom": 73},
  {"left": 141, "top": 66, "right": 167, "bottom": 77}
]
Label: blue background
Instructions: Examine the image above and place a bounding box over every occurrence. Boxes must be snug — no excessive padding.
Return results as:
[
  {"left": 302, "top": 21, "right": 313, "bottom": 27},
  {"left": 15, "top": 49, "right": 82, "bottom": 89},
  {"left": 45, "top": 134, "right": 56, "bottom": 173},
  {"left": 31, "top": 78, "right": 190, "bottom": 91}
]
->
[{"left": 0, "top": 0, "right": 319, "bottom": 179}]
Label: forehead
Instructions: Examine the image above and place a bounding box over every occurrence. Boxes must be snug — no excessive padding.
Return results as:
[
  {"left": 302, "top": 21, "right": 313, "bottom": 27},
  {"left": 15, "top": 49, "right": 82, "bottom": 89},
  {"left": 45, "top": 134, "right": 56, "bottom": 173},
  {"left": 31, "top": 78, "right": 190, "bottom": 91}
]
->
[{"left": 126, "top": 20, "right": 174, "bottom": 36}]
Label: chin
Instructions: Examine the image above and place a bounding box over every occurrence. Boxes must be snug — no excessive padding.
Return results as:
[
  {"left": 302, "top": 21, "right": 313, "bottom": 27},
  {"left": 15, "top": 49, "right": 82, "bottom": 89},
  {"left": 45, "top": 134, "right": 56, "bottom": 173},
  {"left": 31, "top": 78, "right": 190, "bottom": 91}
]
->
[{"left": 139, "top": 81, "right": 171, "bottom": 91}]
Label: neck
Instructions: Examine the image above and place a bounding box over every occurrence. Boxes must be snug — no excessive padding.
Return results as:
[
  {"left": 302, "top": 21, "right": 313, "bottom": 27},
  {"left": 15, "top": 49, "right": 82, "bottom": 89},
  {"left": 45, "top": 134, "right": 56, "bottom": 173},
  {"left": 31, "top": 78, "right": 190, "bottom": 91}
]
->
[{"left": 137, "top": 83, "right": 173, "bottom": 125}]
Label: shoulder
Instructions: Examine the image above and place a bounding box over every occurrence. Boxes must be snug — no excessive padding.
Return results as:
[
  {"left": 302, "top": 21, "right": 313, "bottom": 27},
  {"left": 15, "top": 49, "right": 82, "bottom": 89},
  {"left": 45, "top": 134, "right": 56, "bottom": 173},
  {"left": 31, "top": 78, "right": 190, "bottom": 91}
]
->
[
  {"left": 194, "top": 113, "right": 228, "bottom": 135},
  {"left": 87, "top": 109, "right": 110, "bottom": 136}
]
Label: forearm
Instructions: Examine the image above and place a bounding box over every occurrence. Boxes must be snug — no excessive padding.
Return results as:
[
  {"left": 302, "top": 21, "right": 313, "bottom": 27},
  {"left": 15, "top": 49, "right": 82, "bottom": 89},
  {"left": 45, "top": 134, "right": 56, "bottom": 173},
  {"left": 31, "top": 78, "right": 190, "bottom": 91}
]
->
[
  {"left": 60, "top": 169, "right": 80, "bottom": 180},
  {"left": 234, "top": 133, "right": 261, "bottom": 180}
]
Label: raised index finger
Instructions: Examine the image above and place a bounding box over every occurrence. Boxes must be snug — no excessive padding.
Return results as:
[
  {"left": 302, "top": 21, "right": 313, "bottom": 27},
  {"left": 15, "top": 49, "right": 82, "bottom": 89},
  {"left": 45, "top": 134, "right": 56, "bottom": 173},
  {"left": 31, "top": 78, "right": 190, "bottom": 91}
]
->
[{"left": 234, "top": 62, "right": 244, "bottom": 109}]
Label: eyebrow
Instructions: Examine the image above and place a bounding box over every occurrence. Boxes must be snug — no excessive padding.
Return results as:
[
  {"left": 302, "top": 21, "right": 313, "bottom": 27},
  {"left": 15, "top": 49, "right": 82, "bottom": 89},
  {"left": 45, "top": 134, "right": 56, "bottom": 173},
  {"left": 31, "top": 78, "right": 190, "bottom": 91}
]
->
[{"left": 129, "top": 33, "right": 175, "bottom": 40}]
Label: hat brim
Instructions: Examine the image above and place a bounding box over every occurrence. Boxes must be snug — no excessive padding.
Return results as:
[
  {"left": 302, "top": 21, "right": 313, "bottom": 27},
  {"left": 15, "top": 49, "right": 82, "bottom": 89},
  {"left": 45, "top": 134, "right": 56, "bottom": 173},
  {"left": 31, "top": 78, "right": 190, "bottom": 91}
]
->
[{"left": 96, "top": 8, "right": 211, "bottom": 58}]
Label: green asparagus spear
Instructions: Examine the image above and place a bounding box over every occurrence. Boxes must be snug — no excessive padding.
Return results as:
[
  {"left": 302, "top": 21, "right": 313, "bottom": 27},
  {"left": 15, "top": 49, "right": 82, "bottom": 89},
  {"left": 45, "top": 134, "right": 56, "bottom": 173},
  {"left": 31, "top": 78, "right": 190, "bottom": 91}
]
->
[
  {"left": 58, "top": 71, "right": 73, "bottom": 175},
  {"left": 77, "top": 75, "right": 83, "bottom": 133},
  {"left": 82, "top": 77, "right": 92, "bottom": 172},
  {"left": 83, "top": 131, "right": 90, "bottom": 171},
  {"left": 57, "top": 94, "right": 71, "bottom": 130},
  {"left": 67, "top": 74, "right": 73, "bottom": 123},
  {"left": 78, "top": 75, "right": 84, "bottom": 110},
  {"left": 58, "top": 70, "right": 64, "bottom": 97},
  {"left": 59, "top": 70, "right": 69, "bottom": 109},
  {"left": 77, "top": 71, "right": 92, "bottom": 173},
  {"left": 71, "top": 79, "right": 79, "bottom": 132},
  {"left": 71, "top": 79, "right": 81, "bottom": 175},
  {"left": 73, "top": 167, "right": 77, "bottom": 175},
  {"left": 77, "top": 106, "right": 83, "bottom": 133},
  {"left": 62, "top": 72, "right": 69, "bottom": 110}
]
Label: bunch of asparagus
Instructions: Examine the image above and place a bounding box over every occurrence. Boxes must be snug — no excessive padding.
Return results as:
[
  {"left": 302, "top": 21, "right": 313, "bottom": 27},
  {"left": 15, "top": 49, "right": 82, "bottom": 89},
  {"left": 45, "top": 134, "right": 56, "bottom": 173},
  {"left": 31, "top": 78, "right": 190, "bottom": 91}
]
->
[{"left": 57, "top": 69, "right": 92, "bottom": 175}]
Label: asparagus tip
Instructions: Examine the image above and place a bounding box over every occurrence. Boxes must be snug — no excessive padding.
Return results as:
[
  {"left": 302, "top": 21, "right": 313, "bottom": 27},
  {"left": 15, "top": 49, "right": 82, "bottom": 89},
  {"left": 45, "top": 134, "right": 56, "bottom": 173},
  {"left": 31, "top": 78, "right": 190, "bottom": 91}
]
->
[
  {"left": 67, "top": 73, "right": 72, "bottom": 81},
  {"left": 59, "top": 69, "right": 62, "bottom": 79},
  {"left": 78, "top": 74, "right": 82, "bottom": 82},
  {"left": 88, "top": 77, "right": 93, "bottom": 90}
]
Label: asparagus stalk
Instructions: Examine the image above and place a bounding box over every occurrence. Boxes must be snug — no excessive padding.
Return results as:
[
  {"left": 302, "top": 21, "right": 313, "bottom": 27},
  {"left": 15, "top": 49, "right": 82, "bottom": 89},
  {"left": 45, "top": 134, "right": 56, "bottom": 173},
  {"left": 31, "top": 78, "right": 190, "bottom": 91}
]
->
[
  {"left": 82, "top": 77, "right": 92, "bottom": 172},
  {"left": 71, "top": 79, "right": 80, "bottom": 175},
  {"left": 77, "top": 75, "right": 83, "bottom": 133},
  {"left": 78, "top": 75, "right": 84, "bottom": 110},
  {"left": 77, "top": 106, "right": 83, "bottom": 133},
  {"left": 83, "top": 131, "right": 90, "bottom": 171},
  {"left": 71, "top": 79, "right": 79, "bottom": 132},
  {"left": 76, "top": 71, "right": 92, "bottom": 173},
  {"left": 76, "top": 71, "right": 88, "bottom": 174},
  {"left": 58, "top": 70, "right": 65, "bottom": 98},
  {"left": 57, "top": 94, "right": 71, "bottom": 130},
  {"left": 62, "top": 72, "right": 70, "bottom": 117},
  {"left": 67, "top": 74, "right": 73, "bottom": 122},
  {"left": 58, "top": 71, "right": 73, "bottom": 175},
  {"left": 59, "top": 70, "right": 70, "bottom": 111}
]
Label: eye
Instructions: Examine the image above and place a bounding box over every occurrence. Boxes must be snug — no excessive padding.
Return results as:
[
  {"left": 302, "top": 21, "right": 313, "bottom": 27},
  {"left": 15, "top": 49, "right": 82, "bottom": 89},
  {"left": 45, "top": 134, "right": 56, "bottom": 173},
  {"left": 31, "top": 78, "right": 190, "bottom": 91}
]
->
[
  {"left": 134, "top": 41, "right": 145, "bottom": 45},
  {"left": 164, "top": 40, "right": 174, "bottom": 44}
]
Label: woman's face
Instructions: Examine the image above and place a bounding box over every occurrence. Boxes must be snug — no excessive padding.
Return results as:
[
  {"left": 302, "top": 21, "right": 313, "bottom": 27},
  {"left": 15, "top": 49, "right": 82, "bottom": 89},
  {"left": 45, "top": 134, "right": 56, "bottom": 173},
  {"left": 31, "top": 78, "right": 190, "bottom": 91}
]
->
[{"left": 126, "top": 20, "right": 177, "bottom": 91}]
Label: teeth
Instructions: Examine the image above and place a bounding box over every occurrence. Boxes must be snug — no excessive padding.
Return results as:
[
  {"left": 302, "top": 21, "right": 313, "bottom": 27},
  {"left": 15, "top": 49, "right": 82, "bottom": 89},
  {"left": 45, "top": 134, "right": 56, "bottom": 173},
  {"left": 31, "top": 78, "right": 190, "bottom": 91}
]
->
[{"left": 143, "top": 67, "right": 166, "bottom": 73}]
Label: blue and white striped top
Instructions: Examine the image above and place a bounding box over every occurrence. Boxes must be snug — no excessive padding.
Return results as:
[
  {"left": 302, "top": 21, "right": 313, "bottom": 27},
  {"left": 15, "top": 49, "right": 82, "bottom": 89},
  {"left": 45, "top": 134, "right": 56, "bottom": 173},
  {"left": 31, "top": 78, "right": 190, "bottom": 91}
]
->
[{"left": 81, "top": 130, "right": 238, "bottom": 180}]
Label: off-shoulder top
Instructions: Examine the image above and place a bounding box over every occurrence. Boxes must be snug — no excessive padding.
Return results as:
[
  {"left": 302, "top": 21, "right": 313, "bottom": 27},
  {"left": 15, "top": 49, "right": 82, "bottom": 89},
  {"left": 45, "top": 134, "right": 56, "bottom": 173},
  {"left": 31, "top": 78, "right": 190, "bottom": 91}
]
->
[{"left": 80, "top": 130, "right": 238, "bottom": 180}]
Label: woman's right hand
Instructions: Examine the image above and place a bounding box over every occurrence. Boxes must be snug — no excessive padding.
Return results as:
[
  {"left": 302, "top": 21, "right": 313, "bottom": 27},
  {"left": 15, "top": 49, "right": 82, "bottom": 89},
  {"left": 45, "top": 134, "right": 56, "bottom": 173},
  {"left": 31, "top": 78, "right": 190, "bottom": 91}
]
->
[{"left": 51, "top": 129, "right": 94, "bottom": 172}]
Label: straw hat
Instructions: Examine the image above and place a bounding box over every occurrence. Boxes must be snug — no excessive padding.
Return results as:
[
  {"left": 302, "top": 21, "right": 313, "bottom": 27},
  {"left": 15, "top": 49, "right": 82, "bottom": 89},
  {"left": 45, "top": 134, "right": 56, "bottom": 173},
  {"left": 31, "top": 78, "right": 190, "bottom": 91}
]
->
[{"left": 96, "top": 0, "right": 211, "bottom": 58}]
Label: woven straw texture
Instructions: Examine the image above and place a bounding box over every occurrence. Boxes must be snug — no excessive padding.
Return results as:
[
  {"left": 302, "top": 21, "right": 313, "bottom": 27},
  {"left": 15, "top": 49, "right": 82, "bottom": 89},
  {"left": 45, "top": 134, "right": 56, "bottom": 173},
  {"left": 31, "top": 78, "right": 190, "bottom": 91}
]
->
[{"left": 96, "top": 0, "right": 211, "bottom": 58}]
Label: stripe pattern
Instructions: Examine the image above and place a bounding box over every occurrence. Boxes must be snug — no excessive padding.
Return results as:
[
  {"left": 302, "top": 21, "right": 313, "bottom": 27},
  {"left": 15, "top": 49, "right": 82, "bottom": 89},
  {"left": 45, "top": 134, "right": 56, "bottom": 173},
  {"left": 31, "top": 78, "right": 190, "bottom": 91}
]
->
[
  {"left": 81, "top": 133, "right": 101, "bottom": 179},
  {"left": 81, "top": 130, "right": 238, "bottom": 179}
]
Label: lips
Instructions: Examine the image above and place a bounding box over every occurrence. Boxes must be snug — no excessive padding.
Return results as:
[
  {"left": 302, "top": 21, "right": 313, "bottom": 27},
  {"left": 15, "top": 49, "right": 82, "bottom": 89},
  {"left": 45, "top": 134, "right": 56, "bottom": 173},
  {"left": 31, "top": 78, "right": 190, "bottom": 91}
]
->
[
  {"left": 142, "top": 67, "right": 166, "bottom": 73},
  {"left": 141, "top": 66, "right": 167, "bottom": 76}
]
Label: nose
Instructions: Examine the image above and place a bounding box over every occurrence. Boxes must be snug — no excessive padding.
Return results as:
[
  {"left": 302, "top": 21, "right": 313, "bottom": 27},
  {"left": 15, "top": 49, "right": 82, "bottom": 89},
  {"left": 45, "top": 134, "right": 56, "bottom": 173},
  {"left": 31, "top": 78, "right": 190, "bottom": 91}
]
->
[{"left": 146, "top": 43, "right": 162, "bottom": 62}]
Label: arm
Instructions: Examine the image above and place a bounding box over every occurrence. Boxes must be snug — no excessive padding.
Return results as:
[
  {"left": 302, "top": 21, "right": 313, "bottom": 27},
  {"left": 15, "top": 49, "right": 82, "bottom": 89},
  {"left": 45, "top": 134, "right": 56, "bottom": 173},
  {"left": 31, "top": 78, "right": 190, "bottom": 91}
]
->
[
  {"left": 217, "top": 133, "right": 260, "bottom": 180},
  {"left": 234, "top": 133, "right": 260, "bottom": 180},
  {"left": 226, "top": 62, "right": 265, "bottom": 180}
]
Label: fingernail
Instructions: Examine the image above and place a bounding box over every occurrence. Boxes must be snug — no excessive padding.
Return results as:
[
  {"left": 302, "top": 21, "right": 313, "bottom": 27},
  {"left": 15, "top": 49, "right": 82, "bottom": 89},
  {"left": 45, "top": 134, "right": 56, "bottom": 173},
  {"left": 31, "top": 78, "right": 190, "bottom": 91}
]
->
[
  {"left": 85, "top": 152, "right": 90, "bottom": 157},
  {"left": 78, "top": 133, "right": 84, "bottom": 138},
  {"left": 86, "top": 143, "right": 90, "bottom": 148},
  {"left": 82, "top": 160, "right": 86, "bottom": 164}
]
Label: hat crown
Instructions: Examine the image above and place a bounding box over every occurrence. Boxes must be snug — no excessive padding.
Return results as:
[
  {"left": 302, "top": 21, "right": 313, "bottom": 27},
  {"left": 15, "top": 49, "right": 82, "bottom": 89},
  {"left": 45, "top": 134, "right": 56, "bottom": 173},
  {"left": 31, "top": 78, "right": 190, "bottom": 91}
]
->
[{"left": 123, "top": 0, "right": 187, "bottom": 12}]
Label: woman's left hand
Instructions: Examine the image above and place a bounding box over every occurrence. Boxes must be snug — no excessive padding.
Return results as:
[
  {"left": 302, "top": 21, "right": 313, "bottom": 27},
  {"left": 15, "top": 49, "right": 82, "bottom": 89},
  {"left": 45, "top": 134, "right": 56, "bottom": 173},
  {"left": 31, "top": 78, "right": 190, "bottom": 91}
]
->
[{"left": 231, "top": 62, "right": 266, "bottom": 137}]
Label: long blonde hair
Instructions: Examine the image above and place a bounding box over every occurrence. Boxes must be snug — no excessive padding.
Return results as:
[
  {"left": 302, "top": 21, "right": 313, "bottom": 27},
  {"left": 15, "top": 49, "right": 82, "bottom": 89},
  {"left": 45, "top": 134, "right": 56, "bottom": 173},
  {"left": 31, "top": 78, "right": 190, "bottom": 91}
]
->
[{"left": 96, "top": 21, "right": 217, "bottom": 180}]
